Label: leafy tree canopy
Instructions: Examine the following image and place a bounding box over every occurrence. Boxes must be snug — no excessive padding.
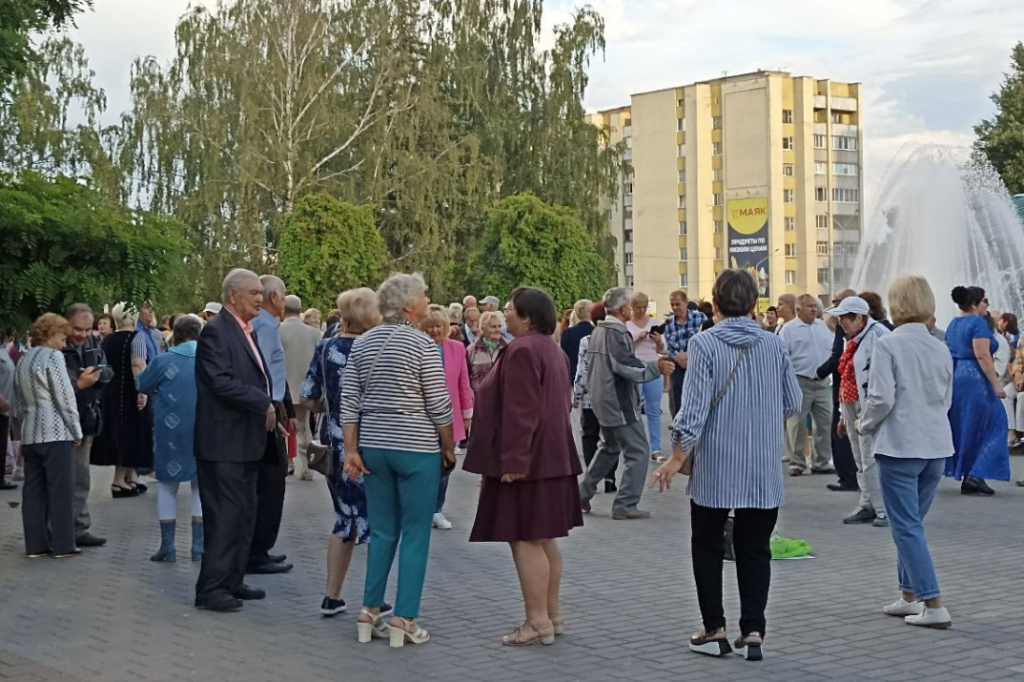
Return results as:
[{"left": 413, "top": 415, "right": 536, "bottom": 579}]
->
[
  {"left": 975, "top": 42, "right": 1024, "bottom": 195},
  {"left": 466, "top": 193, "right": 612, "bottom": 311},
  {"left": 0, "top": 171, "right": 187, "bottom": 333},
  {"left": 0, "top": 0, "right": 91, "bottom": 95}
]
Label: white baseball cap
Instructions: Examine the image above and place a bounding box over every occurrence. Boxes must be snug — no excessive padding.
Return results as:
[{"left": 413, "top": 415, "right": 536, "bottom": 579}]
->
[
  {"left": 825, "top": 296, "right": 869, "bottom": 317},
  {"left": 202, "top": 301, "right": 223, "bottom": 315}
]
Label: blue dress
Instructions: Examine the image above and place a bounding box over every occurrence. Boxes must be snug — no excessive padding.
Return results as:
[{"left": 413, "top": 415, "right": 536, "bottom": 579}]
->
[
  {"left": 135, "top": 342, "right": 197, "bottom": 483},
  {"left": 945, "top": 315, "right": 1010, "bottom": 481},
  {"left": 300, "top": 336, "right": 370, "bottom": 543}
]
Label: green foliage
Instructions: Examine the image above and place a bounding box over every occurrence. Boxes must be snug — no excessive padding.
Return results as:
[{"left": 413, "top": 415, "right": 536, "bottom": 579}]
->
[
  {"left": 278, "top": 193, "right": 388, "bottom": 312},
  {"left": 975, "top": 42, "right": 1024, "bottom": 195},
  {"left": 0, "top": 171, "right": 187, "bottom": 334},
  {"left": 466, "top": 193, "right": 612, "bottom": 310},
  {"left": 0, "top": 0, "right": 91, "bottom": 95}
]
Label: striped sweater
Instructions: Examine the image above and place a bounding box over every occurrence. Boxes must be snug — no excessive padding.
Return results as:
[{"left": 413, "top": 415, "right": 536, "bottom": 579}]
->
[
  {"left": 14, "top": 346, "right": 83, "bottom": 445},
  {"left": 340, "top": 323, "right": 453, "bottom": 453}
]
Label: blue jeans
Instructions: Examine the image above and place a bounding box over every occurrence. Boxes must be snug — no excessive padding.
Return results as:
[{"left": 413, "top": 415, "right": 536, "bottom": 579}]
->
[
  {"left": 876, "top": 456, "right": 944, "bottom": 601},
  {"left": 640, "top": 377, "right": 663, "bottom": 453},
  {"left": 436, "top": 474, "right": 449, "bottom": 513}
]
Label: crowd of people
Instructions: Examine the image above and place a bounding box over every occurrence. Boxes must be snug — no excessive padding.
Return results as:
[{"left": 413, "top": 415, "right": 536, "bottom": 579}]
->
[{"left": 2, "top": 264, "right": 1021, "bottom": 658}]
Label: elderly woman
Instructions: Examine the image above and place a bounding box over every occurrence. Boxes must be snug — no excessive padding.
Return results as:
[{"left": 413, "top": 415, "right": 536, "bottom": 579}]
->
[
  {"left": 626, "top": 292, "right": 666, "bottom": 461},
  {"left": 651, "top": 270, "right": 801, "bottom": 661},
  {"left": 859, "top": 290, "right": 895, "bottom": 330},
  {"left": 464, "top": 287, "right": 583, "bottom": 646},
  {"left": 304, "top": 308, "right": 323, "bottom": 330},
  {"left": 827, "top": 296, "right": 891, "bottom": 527},
  {"left": 858, "top": 276, "right": 954, "bottom": 628},
  {"left": 95, "top": 313, "right": 115, "bottom": 340},
  {"left": 14, "top": 314, "right": 83, "bottom": 558},
  {"left": 342, "top": 273, "right": 454, "bottom": 648},
  {"left": 946, "top": 286, "right": 1009, "bottom": 495},
  {"left": 467, "top": 311, "right": 508, "bottom": 395},
  {"left": 92, "top": 303, "right": 153, "bottom": 497},
  {"left": 572, "top": 303, "right": 616, "bottom": 491},
  {"left": 301, "top": 288, "right": 385, "bottom": 618},
  {"left": 419, "top": 310, "right": 473, "bottom": 530},
  {"left": 137, "top": 315, "right": 204, "bottom": 562}
]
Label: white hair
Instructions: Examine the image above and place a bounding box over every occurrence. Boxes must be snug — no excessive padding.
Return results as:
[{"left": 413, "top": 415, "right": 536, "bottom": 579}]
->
[
  {"left": 284, "top": 295, "right": 302, "bottom": 316},
  {"left": 222, "top": 268, "right": 259, "bottom": 302},
  {"left": 259, "top": 274, "right": 285, "bottom": 300},
  {"left": 602, "top": 287, "right": 631, "bottom": 314},
  {"left": 377, "top": 273, "right": 427, "bottom": 324}
]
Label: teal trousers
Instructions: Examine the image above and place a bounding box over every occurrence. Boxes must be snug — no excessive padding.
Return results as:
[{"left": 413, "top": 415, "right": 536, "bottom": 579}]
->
[{"left": 361, "top": 447, "right": 440, "bottom": 618}]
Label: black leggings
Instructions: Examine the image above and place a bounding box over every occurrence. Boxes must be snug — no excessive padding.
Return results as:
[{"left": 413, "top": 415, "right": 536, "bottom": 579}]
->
[{"left": 690, "top": 502, "right": 778, "bottom": 637}]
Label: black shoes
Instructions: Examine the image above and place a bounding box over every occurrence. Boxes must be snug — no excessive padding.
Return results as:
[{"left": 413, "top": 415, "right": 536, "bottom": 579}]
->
[
  {"left": 268, "top": 553, "right": 288, "bottom": 564},
  {"left": 0, "top": 481, "right": 17, "bottom": 490},
  {"left": 196, "top": 592, "right": 244, "bottom": 612},
  {"left": 961, "top": 476, "right": 995, "bottom": 495},
  {"left": 320, "top": 596, "right": 347, "bottom": 616},
  {"left": 604, "top": 480, "right": 617, "bottom": 493},
  {"left": 76, "top": 533, "right": 107, "bottom": 547},
  {"left": 827, "top": 483, "right": 860, "bottom": 492},
  {"left": 247, "top": 560, "right": 294, "bottom": 574},
  {"left": 52, "top": 548, "right": 82, "bottom": 559},
  {"left": 232, "top": 583, "right": 266, "bottom": 601}
]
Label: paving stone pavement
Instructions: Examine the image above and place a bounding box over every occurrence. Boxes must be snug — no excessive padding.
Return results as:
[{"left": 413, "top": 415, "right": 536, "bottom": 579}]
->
[{"left": 2, "top": 408, "right": 1024, "bottom": 682}]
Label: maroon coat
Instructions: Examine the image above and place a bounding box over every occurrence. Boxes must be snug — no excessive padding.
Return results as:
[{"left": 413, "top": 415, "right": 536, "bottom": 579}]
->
[{"left": 463, "top": 330, "right": 583, "bottom": 481}]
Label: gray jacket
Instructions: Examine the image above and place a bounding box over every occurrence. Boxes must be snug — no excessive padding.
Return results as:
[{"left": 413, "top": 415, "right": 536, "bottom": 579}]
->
[{"left": 585, "top": 317, "right": 661, "bottom": 427}]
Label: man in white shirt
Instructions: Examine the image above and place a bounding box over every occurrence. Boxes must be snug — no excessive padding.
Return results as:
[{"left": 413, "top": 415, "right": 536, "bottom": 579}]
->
[
  {"left": 278, "top": 294, "right": 322, "bottom": 481},
  {"left": 780, "top": 294, "right": 835, "bottom": 475}
]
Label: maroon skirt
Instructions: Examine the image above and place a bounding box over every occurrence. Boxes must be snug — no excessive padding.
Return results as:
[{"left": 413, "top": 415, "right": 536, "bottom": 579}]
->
[{"left": 469, "top": 475, "right": 584, "bottom": 543}]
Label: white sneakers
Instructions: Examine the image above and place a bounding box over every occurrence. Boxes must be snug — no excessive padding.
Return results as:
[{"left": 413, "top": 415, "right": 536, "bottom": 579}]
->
[
  {"left": 883, "top": 598, "right": 951, "bottom": 628},
  {"left": 432, "top": 512, "right": 452, "bottom": 530},
  {"left": 454, "top": 444, "right": 468, "bottom": 456}
]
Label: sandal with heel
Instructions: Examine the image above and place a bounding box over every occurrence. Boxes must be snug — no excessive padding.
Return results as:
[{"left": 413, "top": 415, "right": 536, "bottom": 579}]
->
[
  {"left": 550, "top": 612, "right": 565, "bottom": 636},
  {"left": 356, "top": 609, "right": 390, "bottom": 643},
  {"left": 390, "top": 617, "right": 430, "bottom": 648},
  {"left": 502, "top": 621, "right": 555, "bottom": 646}
]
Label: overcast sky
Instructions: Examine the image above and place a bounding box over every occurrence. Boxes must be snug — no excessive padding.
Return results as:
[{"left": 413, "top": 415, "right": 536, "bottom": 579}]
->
[{"left": 68, "top": 0, "right": 1024, "bottom": 202}]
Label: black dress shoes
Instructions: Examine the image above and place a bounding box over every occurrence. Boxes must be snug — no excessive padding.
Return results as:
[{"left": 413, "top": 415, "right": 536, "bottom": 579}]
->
[
  {"left": 232, "top": 583, "right": 266, "bottom": 600},
  {"left": 247, "top": 560, "right": 294, "bottom": 575},
  {"left": 268, "top": 553, "right": 287, "bottom": 563},
  {"left": 75, "top": 533, "right": 108, "bottom": 547},
  {"left": 196, "top": 592, "right": 244, "bottom": 612},
  {"left": 827, "top": 483, "right": 860, "bottom": 492},
  {"left": 961, "top": 476, "right": 995, "bottom": 495}
]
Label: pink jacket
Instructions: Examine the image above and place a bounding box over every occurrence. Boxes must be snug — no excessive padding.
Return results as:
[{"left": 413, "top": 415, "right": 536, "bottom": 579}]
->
[{"left": 441, "top": 339, "right": 474, "bottom": 441}]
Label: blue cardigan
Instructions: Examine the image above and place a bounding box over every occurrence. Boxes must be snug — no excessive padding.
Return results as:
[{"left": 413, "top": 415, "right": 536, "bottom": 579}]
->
[{"left": 136, "top": 342, "right": 198, "bottom": 482}]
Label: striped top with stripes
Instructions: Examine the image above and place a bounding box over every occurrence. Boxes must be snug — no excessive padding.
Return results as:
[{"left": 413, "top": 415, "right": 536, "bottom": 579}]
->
[
  {"left": 671, "top": 317, "right": 802, "bottom": 509},
  {"left": 340, "top": 323, "right": 453, "bottom": 453}
]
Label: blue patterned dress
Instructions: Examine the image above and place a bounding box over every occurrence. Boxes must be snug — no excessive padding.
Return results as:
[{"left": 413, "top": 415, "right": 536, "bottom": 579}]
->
[
  {"left": 945, "top": 315, "right": 1010, "bottom": 481},
  {"left": 300, "top": 336, "right": 370, "bottom": 543}
]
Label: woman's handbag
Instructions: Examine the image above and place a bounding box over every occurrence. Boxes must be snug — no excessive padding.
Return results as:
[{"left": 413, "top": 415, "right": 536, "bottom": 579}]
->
[{"left": 679, "top": 346, "right": 749, "bottom": 475}]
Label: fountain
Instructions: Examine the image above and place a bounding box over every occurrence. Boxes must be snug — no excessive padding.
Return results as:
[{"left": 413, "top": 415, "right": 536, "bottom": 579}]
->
[{"left": 851, "top": 146, "right": 1024, "bottom": 325}]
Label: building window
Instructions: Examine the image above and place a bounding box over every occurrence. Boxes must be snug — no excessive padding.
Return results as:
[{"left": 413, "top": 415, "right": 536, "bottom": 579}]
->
[
  {"left": 832, "top": 112, "right": 843, "bottom": 124},
  {"left": 832, "top": 135, "right": 857, "bottom": 151},
  {"left": 712, "top": 116, "right": 722, "bottom": 130},
  {"left": 713, "top": 168, "right": 723, "bottom": 181},
  {"left": 785, "top": 216, "right": 795, "bottom": 231},
  {"left": 678, "top": 144, "right": 686, "bottom": 156},
  {"left": 832, "top": 187, "right": 860, "bottom": 203},
  {"left": 815, "top": 187, "right": 828, "bottom": 202},
  {"left": 678, "top": 171, "right": 686, "bottom": 183},
  {"left": 784, "top": 244, "right": 796, "bottom": 257},
  {"left": 782, "top": 136, "right": 795, "bottom": 150},
  {"left": 816, "top": 241, "right": 829, "bottom": 256},
  {"left": 680, "top": 274, "right": 688, "bottom": 287},
  {"left": 714, "top": 247, "right": 723, "bottom": 260},
  {"left": 833, "top": 268, "right": 846, "bottom": 284},
  {"left": 814, "top": 134, "right": 827, "bottom": 149},
  {"left": 627, "top": 276, "right": 634, "bottom": 287},
  {"left": 680, "top": 248, "right": 687, "bottom": 261},
  {"left": 712, "top": 142, "right": 721, "bottom": 155},
  {"left": 713, "top": 220, "right": 723, "bottom": 233},
  {"left": 816, "top": 214, "right": 829, "bottom": 229},
  {"left": 625, "top": 253, "right": 633, "bottom": 264},
  {"left": 782, "top": 109, "right": 793, "bottom": 123},
  {"left": 678, "top": 195, "right": 687, "bottom": 208},
  {"left": 625, "top": 182, "right": 634, "bottom": 195},
  {"left": 677, "top": 118, "right": 685, "bottom": 132},
  {"left": 815, "top": 161, "right": 827, "bottom": 174},
  {"left": 677, "top": 98, "right": 684, "bottom": 108},
  {"left": 783, "top": 163, "right": 794, "bottom": 176},
  {"left": 679, "top": 221, "right": 687, "bottom": 235},
  {"left": 785, "top": 270, "right": 797, "bottom": 285},
  {"left": 817, "top": 268, "right": 830, "bottom": 284},
  {"left": 713, "top": 193, "right": 723, "bottom": 206},
  {"left": 845, "top": 242, "right": 859, "bottom": 256},
  {"left": 784, "top": 189, "right": 795, "bottom": 203},
  {"left": 833, "top": 162, "right": 858, "bottom": 176}
]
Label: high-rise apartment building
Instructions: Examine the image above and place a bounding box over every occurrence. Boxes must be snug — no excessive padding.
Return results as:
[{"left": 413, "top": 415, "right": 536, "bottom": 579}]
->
[{"left": 591, "top": 70, "right": 864, "bottom": 312}]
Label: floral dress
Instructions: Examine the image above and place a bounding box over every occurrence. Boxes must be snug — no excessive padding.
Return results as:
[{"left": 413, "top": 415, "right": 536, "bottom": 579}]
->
[{"left": 300, "top": 336, "right": 370, "bottom": 543}]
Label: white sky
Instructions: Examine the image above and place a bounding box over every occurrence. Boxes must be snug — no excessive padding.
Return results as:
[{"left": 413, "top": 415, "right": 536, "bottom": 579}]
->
[{"left": 67, "top": 0, "right": 1024, "bottom": 204}]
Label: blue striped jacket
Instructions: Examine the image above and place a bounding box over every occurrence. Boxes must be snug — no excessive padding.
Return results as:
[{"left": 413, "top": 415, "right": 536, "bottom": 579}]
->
[{"left": 671, "top": 317, "right": 801, "bottom": 509}]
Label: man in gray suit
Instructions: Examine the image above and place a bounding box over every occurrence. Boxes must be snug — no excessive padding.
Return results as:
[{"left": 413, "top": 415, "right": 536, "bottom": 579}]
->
[{"left": 279, "top": 294, "right": 322, "bottom": 480}]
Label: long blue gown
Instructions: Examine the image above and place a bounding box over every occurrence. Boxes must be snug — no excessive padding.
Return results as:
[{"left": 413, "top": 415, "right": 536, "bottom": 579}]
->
[{"left": 945, "top": 315, "right": 1010, "bottom": 481}]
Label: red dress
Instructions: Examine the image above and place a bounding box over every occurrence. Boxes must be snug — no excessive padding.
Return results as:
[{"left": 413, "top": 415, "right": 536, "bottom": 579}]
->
[{"left": 463, "top": 330, "right": 584, "bottom": 542}]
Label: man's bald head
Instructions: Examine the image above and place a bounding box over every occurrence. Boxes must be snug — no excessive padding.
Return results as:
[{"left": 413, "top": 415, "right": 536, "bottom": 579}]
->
[{"left": 833, "top": 288, "right": 857, "bottom": 304}]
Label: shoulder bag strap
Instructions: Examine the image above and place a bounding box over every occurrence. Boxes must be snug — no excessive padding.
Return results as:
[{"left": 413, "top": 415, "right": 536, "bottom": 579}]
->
[
  {"left": 710, "top": 345, "right": 749, "bottom": 409},
  {"left": 359, "top": 326, "right": 402, "bottom": 415}
]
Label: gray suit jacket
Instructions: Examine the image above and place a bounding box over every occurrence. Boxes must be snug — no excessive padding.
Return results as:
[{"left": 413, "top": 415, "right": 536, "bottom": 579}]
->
[{"left": 279, "top": 316, "right": 322, "bottom": 400}]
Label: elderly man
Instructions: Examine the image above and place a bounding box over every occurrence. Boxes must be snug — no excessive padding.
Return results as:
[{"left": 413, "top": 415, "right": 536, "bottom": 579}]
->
[
  {"left": 137, "top": 301, "right": 168, "bottom": 360},
  {"left": 463, "top": 295, "right": 478, "bottom": 310},
  {"left": 247, "top": 275, "right": 297, "bottom": 575},
  {"left": 201, "top": 302, "right": 222, "bottom": 321},
  {"left": 816, "top": 289, "right": 861, "bottom": 492},
  {"left": 62, "top": 303, "right": 114, "bottom": 547},
  {"left": 579, "top": 287, "right": 675, "bottom": 520},
  {"left": 194, "top": 268, "right": 276, "bottom": 612},
  {"left": 279, "top": 294, "right": 321, "bottom": 481},
  {"left": 780, "top": 294, "right": 835, "bottom": 476},
  {"left": 559, "top": 299, "right": 594, "bottom": 382}
]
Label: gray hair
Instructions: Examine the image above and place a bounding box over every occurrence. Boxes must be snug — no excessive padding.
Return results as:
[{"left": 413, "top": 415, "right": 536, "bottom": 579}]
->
[
  {"left": 283, "top": 295, "right": 302, "bottom": 316},
  {"left": 481, "top": 296, "right": 500, "bottom": 308},
  {"left": 65, "top": 303, "right": 94, "bottom": 320},
  {"left": 377, "top": 273, "right": 427, "bottom": 324},
  {"left": 222, "top": 268, "right": 260, "bottom": 302},
  {"left": 172, "top": 314, "right": 204, "bottom": 346},
  {"left": 260, "top": 274, "right": 285, "bottom": 301},
  {"left": 602, "top": 287, "right": 631, "bottom": 314}
]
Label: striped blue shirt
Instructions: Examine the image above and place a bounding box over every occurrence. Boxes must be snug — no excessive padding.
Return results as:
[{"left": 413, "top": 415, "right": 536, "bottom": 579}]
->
[
  {"left": 663, "top": 309, "right": 707, "bottom": 359},
  {"left": 671, "top": 317, "right": 801, "bottom": 509}
]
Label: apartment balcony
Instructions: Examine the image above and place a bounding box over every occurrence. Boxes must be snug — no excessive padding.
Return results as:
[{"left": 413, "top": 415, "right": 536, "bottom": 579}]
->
[
  {"left": 832, "top": 123, "right": 858, "bottom": 137},
  {"left": 623, "top": 195, "right": 633, "bottom": 208},
  {"left": 814, "top": 95, "right": 827, "bottom": 109},
  {"left": 623, "top": 126, "right": 632, "bottom": 138},
  {"left": 831, "top": 96, "right": 858, "bottom": 112},
  {"left": 623, "top": 148, "right": 633, "bottom": 161}
]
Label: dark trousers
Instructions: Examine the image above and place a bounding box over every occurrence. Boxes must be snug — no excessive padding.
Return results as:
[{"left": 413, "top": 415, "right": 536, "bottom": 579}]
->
[
  {"left": 22, "top": 441, "right": 75, "bottom": 555},
  {"left": 831, "top": 400, "right": 858, "bottom": 488},
  {"left": 0, "top": 415, "right": 9, "bottom": 475},
  {"left": 249, "top": 430, "right": 287, "bottom": 565},
  {"left": 670, "top": 367, "right": 686, "bottom": 418},
  {"left": 196, "top": 459, "right": 259, "bottom": 599},
  {"left": 581, "top": 408, "right": 617, "bottom": 481},
  {"left": 691, "top": 502, "right": 779, "bottom": 637}
]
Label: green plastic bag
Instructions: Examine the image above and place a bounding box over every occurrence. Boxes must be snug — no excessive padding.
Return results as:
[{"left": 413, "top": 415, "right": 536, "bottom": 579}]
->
[{"left": 771, "top": 535, "right": 813, "bottom": 560}]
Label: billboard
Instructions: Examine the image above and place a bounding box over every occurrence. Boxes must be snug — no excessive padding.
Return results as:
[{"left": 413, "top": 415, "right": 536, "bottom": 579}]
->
[{"left": 727, "top": 196, "right": 770, "bottom": 311}]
